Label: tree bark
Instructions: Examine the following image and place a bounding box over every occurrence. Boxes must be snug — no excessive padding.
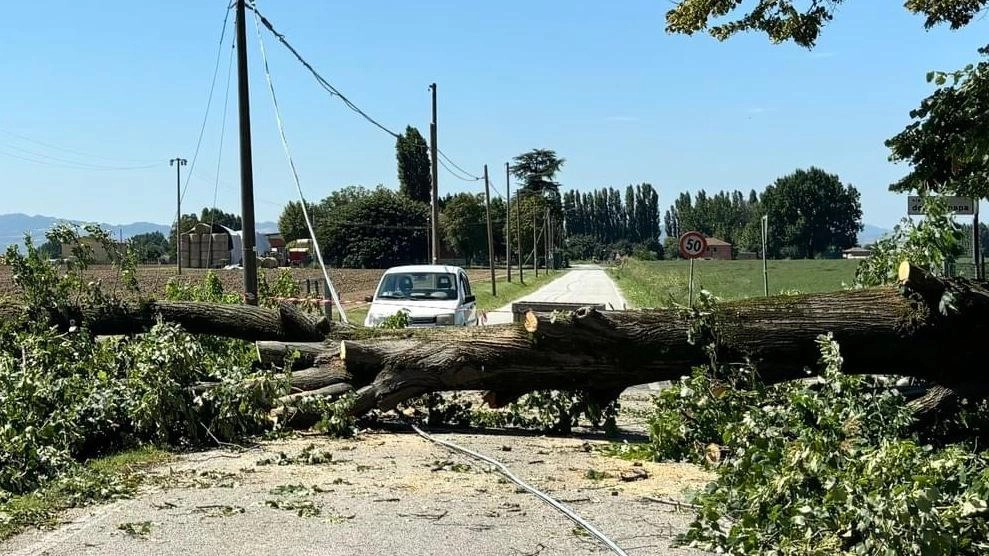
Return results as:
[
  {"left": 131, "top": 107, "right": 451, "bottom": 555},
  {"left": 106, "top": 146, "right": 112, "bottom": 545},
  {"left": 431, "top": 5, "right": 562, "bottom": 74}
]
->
[
  {"left": 263, "top": 263, "right": 989, "bottom": 416},
  {"left": 1, "top": 300, "right": 332, "bottom": 342},
  {"left": 9, "top": 262, "right": 987, "bottom": 423}
]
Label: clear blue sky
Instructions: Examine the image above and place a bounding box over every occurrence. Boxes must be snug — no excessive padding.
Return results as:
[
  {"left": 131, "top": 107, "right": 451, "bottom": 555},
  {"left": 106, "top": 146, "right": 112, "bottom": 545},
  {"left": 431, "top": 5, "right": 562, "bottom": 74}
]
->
[{"left": 2, "top": 1, "right": 988, "bottom": 229}]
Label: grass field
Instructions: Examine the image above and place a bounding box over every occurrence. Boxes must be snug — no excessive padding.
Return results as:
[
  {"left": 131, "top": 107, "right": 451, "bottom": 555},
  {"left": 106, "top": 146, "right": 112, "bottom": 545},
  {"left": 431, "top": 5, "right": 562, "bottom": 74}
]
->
[{"left": 611, "top": 258, "right": 861, "bottom": 308}]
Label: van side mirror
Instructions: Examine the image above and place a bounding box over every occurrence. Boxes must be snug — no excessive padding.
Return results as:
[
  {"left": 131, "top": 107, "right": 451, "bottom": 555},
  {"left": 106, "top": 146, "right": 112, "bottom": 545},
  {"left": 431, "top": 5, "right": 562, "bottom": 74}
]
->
[
  {"left": 464, "top": 295, "right": 476, "bottom": 304},
  {"left": 364, "top": 295, "right": 373, "bottom": 303}
]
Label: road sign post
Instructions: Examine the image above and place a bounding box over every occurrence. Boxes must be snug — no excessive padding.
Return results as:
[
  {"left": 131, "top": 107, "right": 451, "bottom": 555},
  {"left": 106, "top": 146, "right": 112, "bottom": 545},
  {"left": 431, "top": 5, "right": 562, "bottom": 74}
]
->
[
  {"left": 678, "top": 231, "right": 707, "bottom": 307},
  {"left": 762, "top": 215, "right": 769, "bottom": 296}
]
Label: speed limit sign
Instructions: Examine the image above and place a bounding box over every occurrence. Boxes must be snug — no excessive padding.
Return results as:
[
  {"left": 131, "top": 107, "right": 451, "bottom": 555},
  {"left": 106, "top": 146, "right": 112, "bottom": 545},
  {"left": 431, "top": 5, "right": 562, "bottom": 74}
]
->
[{"left": 678, "top": 231, "right": 708, "bottom": 259}]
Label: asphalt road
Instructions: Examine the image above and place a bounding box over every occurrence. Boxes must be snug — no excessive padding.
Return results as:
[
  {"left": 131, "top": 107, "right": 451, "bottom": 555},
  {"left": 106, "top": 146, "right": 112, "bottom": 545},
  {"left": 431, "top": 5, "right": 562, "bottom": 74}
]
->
[
  {"left": 483, "top": 265, "right": 664, "bottom": 392},
  {"left": 484, "top": 265, "right": 630, "bottom": 326}
]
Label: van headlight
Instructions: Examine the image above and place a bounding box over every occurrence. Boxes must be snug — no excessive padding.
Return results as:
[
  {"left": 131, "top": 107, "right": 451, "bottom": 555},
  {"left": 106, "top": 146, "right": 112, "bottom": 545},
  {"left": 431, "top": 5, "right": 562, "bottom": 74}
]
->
[{"left": 436, "top": 313, "right": 455, "bottom": 326}]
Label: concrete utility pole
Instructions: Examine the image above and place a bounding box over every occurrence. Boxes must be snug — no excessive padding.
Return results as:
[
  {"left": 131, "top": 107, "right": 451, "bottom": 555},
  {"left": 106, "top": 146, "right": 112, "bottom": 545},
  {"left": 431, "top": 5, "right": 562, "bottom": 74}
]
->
[
  {"left": 505, "top": 164, "right": 511, "bottom": 283},
  {"left": 169, "top": 157, "right": 187, "bottom": 275},
  {"left": 545, "top": 207, "right": 551, "bottom": 271},
  {"left": 429, "top": 83, "right": 439, "bottom": 264},
  {"left": 236, "top": 0, "right": 258, "bottom": 305},
  {"left": 533, "top": 211, "right": 538, "bottom": 277},
  {"left": 513, "top": 163, "right": 523, "bottom": 284},
  {"left": 484, "top": 165, "right": 496, "bottom": 296}
]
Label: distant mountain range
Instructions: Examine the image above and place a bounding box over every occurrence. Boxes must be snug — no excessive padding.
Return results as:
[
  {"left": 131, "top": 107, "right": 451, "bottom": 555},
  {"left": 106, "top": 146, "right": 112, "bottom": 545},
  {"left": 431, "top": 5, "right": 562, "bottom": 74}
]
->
[
  {"left": 858, "top": 224, "right": 891, "bottom": 247},
  {"left": 0, "top": 213, "right": 278, "bottom": 251}
]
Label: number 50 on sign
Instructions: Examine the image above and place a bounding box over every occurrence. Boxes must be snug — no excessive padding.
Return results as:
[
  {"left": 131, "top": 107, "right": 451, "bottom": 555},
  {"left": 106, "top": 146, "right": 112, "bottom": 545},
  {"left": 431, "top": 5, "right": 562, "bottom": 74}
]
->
[{"left": 678, "top": 232, "right": 707, "bottom": 259}]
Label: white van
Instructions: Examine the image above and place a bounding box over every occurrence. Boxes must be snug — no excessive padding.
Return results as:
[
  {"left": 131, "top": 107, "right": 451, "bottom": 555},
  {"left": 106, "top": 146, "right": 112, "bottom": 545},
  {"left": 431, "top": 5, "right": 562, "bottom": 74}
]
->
[{"left": 363, "top": 265, "right": 479, "bottom": 328}]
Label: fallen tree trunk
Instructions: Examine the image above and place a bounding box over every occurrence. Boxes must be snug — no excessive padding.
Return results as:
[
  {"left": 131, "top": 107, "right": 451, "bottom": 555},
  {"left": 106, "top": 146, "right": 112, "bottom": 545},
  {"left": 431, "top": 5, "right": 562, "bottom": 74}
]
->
[
  {"left": 10, "top": 262, "right": 987, "bottom": 421},
  {"left": 263, "top": 262, "right": 989, "bottom": 417},
  {"left": 1, "top": 300, "right": 332, "bottom": 342}
]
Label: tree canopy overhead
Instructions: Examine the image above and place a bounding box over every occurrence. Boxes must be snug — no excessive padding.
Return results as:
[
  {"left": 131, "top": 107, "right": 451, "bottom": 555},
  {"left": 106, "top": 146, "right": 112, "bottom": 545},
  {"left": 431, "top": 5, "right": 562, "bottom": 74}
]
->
[
  {"left": 886, "top": 46, "right": 989, "bottom": 199},
  {"left": 665, "top": 0, "right": 988, "bottom": 48}
]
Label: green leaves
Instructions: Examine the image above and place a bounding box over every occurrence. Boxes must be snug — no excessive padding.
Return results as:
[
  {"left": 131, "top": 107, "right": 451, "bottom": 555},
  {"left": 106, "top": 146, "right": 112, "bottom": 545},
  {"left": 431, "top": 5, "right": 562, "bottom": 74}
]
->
[
  {"left": 665, "top": 1, "right": 988, "bottom": 48},
  {"left": 642, "top": 333, "right": 989, "bottom": 554}
]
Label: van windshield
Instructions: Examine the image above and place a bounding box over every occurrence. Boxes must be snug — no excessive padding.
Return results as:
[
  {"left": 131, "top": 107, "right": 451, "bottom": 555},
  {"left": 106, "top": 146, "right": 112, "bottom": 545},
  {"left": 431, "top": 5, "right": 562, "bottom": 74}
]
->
[{"left": 375, "top": 272, "right": 458, "bottom": 300}]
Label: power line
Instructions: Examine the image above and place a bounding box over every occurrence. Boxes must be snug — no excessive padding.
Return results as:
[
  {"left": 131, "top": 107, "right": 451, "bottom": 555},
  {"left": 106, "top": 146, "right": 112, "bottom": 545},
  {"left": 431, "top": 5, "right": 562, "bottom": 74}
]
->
[
  {"left": 0, "top": 142, "right": 162, "bottom": 170},
  {"left": 180, "top": 4, "right": 234, "bottom": 205},
  {"left": 247, "top": 2, "right": 400, "bottom": 139},
  {"left": 438, "top": 148, "right": 481, "bottom": 180},
  {"left": 0, "top": 145, "right": 164, "bottom": 172},
  {"left": 438, "top": 157, "right": 482, "bottom": 182},
  {"left": 0, "top": 129, "right": 162, "bottom": 164},
  {"left": 253, "top": 0, "right": 348, "bottom": 322}
]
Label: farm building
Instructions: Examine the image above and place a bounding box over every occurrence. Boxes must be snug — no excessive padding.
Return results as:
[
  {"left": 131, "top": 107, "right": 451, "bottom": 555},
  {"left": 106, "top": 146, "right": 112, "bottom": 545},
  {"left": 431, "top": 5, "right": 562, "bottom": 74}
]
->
[
  {"left": 180, "top": 223, "right": 272, "bottom": 268},
  {"left": 704, "top": 237, "right": 733, "bottom": 260},
  {"left": 180, "top": 223, "right": 232, "bottom": 268},
  {"left": 842, "top": 247, "right": 872, "bottom": 260},
  {"left": 60, "top": 236, "right": 127, "bottom": 264}
]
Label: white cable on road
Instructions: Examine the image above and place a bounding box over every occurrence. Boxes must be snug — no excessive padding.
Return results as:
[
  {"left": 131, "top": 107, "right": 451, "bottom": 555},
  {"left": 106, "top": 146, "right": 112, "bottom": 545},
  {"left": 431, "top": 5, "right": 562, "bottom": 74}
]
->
[
  {"left": 408, "top": 423, "right": 630, "bottom": 556},
  {"left": 252, "top": 3, "right": 348, "bottom": 322}
]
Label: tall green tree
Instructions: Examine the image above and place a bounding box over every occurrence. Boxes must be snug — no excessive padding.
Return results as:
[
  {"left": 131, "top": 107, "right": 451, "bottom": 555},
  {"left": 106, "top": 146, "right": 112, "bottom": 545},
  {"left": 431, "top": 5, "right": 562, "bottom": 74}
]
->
[
  {"left": 199, "top": 208, "right": 241, "bottom": 230},
  {"left": 441, "top": 193, "right": 487, "bottom": 265},
  {"left": 887, "top": 45, "right": 989, "bottom": 199},
  {"left": 278, "top": 201, "right": 321, "bottom": 243},
  {"left": 396, "top": 126, "right": 432, "bottom": 204},
  {"left": 128, "top": 232, "right": 169, "bottom": 263},
  {"left": 316, "top": 187, "right": 428, "bottom": 268},
  {"left": 665, "top": 0, "right": 986, "bottom": 48},
  {"left": 761, "top": 168, "right": 862, "bottom": 259},
  {"left": 510, "top": 149, "right": 565, "bottom": 204}
]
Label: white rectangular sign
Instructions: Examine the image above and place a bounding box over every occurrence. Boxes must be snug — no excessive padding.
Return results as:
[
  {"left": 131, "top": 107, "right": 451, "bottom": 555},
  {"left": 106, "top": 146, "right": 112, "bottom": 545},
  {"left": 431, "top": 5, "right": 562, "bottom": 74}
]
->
[{"left": 907, "top": 196, "right": 976, "bottom": 216}]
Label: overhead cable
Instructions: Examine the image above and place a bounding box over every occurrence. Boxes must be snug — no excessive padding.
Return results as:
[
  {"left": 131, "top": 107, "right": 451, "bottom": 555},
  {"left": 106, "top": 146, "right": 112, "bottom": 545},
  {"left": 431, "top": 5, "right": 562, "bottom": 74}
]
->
[
  {"left": 180, "top": 4, "right": 234, "bottom": 205},
  {"left": 247, "top": 2, "right": 400, "bottom": 139},
  {"left": 253, "top": 1, "right": 348, "bottom": 323}
]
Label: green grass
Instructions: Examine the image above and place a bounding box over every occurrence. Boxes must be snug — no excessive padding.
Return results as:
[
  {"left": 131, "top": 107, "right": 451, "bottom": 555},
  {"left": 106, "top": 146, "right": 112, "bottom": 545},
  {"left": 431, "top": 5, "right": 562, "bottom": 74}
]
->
[
  {"left": 611, "top": 259, "right": 860, "bottom": 308},
  {"left": 473, "top": 270, "right": 561, "bottom": 312},
  {"left": 0, "top": 446, "right": 171, "bottom": 541},
  {"left": 343, "top": 269, "right": 563, "bottom": 325}
]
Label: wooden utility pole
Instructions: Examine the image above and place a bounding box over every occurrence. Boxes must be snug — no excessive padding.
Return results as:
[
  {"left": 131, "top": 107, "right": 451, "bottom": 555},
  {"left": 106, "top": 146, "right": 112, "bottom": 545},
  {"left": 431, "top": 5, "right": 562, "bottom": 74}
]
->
[
  {"left": 484, "top": 165, "right": 496, "bottom": 296},
  {"left": 974, "top": 204, "right": 983, "bottom": 280},
  {"left": 533, "top": 211, "right": 538, "bottom": 277},
  {"left": 169, "top": 157, "right": 187, "bottom": 275},
  {"left": 513, "top": 163, "right": 523, "bottom": 284},
  {"left": 545, "top": 207, "right": 551, "bottom": 271},
  {"left": 429, "top": 83, "right": 439, "bottom": 264},
  {"left": 235, "top": 0, "right": 258, "bottom": 305},
  {"left": 505, "top": 164, "right": 511, "bottom": 283}
]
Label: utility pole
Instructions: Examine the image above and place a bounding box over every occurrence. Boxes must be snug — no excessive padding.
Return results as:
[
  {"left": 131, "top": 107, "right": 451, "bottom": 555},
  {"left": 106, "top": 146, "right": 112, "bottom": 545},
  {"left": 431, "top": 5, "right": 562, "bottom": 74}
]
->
[
  {"left": 546, "top": 207, "right": 556, "bottom": 270},
  {"left": 484, "top": 165, "right": 496, "bottom": 296},
  {"left": 533, "top": 211, "right": 538, "bottom": 277},
  {"left": 974, "top": 203, "right": 983, "bottom": 280},
  {"left": 235, "top": 0, "right": 258, "bottom": 305},
  {"left": 513, "top": 163, "right": 523, "bottom": 284},
  {"left": 545, "top": 207, "right": 551, "bottom": 272},
  {"left": 169, "top": 157, "right": 187, "bottom": 275},
  {"left": 429, "top": 83, "right": 439, "bottom": 264},
  {"left": 505, "top": 164, "right": 511, "bottom": 282}
]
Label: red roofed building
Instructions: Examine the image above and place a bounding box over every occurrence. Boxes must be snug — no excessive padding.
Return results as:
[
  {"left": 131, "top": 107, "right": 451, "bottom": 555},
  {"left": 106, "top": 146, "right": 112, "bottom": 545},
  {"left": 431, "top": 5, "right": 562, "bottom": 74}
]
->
[{"left": 704, "top": 237, "right": 733, "bottom": 260}]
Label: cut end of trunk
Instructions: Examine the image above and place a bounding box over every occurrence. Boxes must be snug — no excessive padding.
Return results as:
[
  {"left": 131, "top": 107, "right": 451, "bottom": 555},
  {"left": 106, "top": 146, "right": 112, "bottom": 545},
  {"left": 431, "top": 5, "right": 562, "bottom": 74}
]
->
[
  {"left": 339, "top": 340, "right": 348, "bottom": 361},
  {"left": 524, "top": 311, "right": 539, "bottom": 333},
  {"left": 898, "top": 260, "right": 913, "bottom": 284}
]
